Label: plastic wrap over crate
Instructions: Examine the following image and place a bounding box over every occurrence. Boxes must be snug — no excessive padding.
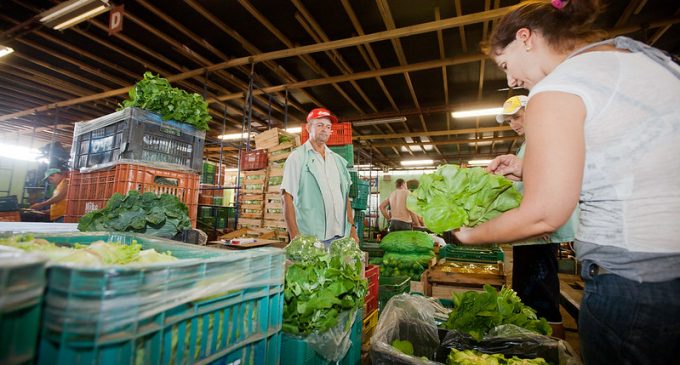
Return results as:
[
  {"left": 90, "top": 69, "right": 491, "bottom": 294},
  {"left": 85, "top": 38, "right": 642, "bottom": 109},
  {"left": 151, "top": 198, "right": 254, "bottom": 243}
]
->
[
  {"left": 71, "top": 107, "right": 206, "bottom": 172},
  {"left": 0, "top": 249, "right": 47, "bottom": 365},
  {"left": 29, "top": 232, "right": 284, "bottom": 365}
]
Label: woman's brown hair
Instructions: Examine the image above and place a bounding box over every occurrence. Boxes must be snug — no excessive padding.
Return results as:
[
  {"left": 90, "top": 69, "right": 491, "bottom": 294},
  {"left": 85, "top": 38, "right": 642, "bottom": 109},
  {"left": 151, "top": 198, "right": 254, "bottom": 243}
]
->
[{"left": 486, "top": 0, "right": 605, "bottom": 55}]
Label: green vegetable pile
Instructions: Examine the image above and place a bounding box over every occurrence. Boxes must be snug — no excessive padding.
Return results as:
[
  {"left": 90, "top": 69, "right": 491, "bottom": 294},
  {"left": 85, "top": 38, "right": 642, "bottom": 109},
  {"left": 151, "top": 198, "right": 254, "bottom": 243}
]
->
[
  {"left": 442, "top": 285, "right": 551, "bottom": 341},
  {"left": 391, "top": 339, "right": 415, "bottom": 356},
  {"left": 379, "top": 231, "right": 434, "bottom": 280},
  {"left": 407, "top": 165, "right": 522, "bottom": 234},
  {"left": 448, "top": 348, "right": 548, "bottom": 365},
  {"left": 78, "top": 191, "right": 192, "bottom": 238},
  {"left": 119, "top": 72, "right": 211, "bottom": 131},
  {"left": 0, "top": 234, "right": 176, "bottom": 267},
  {"left": 282, "top": 235, "right": 367, "bottom": 336}
]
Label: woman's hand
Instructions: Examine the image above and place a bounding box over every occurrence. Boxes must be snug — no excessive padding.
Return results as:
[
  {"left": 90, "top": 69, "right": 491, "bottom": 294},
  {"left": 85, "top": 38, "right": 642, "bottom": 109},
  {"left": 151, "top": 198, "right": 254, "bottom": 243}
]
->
[{"left": 487, "top": 154, "right": 523, "bottom": 181}]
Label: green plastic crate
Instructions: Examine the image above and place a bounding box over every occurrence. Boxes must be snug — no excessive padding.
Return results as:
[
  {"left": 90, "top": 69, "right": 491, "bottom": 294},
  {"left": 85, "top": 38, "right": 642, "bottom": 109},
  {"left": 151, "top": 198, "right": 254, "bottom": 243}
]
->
[
  {"left": 359, "top": 241, "right": 384, "bottom": 258},
  {"left": 351, "top": 180, "right": 370, "bottom": 210},
  {"left": 378, "top": 276, "right": 410, "bottom": 311},
  {"left": 330, "top": 144, "right": 354, "bottom": 167},
  {"left": 0, "top": 252, "right": 47, "bottom": 365},
  {"left": 32, "top": 232, "right": 284, "bottom": 365},
  {"left": 281, "top": 308, "right": 363, "bottom": 365},
  {"left": 438, "top": 245, "right": 504, "bottom": 263},
  {"left": 349, "top": 170, "right": 359, "bottom": 198}
]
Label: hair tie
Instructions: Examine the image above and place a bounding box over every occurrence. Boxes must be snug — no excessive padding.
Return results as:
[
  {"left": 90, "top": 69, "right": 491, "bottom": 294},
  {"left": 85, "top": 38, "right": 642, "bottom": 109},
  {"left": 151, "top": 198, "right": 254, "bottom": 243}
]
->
[{"left": 551, "top": 0, "right": 568, "bottom": 10}]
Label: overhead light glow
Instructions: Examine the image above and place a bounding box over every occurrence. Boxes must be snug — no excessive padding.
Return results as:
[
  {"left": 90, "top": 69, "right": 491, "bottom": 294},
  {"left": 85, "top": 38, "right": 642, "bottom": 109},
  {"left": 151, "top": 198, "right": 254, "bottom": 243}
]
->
[
  {"left": 219, "top": 126, "right": 302, "bottom": 140},
  {"left": 451, "top": 107, "right": 503, "bottom": 119},
  {"left": 39, "top": 0, "right": 110, "bottom": 30},
  {"left": 0, "top": 46, "right": 14, "bottom": 58},
  {"left": 468, "top": 159, "right": 493, "bottom": 166},
  {"left": 400, "top": 159, "right": 434, "bottom": 167},
  {"left": 0, "top": 143, "right": 42, "bottom": 161}
]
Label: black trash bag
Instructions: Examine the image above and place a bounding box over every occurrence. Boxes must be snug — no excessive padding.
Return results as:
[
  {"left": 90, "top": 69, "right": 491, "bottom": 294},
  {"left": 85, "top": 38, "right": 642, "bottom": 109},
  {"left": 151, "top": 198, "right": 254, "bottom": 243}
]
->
[
  {"left": 435, "top": 324, "right": 581, "bottom": 365},
  {"left": 370, "top": 294, "right": 443, "bottom": 365}
]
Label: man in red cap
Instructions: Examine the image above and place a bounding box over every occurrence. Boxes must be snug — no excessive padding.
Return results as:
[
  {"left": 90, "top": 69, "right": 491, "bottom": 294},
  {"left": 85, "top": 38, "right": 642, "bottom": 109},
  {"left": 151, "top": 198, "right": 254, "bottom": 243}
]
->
[{"left": 280, "top": 108, "right": 358, "bottom": 246}]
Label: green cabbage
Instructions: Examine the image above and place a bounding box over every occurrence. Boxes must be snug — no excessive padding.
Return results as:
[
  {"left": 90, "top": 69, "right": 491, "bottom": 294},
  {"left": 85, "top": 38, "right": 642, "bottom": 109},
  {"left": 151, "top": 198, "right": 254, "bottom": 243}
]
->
[{"left": 407, "top": 165, "right": 522, "bottom": 234}]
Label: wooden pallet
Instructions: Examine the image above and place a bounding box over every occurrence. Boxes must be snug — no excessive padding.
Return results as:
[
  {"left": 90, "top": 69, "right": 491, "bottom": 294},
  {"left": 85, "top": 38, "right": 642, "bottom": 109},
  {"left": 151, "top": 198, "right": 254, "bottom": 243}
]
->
[
  {"left": 237, "top": 218, "right": 263, "bottom": 229},
  {"left": 267, "top": 167, "right": 283, "bottom": 193},
  {"left": 424, "top": 259, "right": 505, "bottom": 299}
]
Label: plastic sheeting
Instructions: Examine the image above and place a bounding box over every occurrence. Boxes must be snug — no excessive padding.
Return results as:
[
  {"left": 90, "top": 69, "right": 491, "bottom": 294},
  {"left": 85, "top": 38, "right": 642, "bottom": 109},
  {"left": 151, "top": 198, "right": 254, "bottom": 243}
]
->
[{"left": 9, "top": 232, "right": 284, "bottom": 338}]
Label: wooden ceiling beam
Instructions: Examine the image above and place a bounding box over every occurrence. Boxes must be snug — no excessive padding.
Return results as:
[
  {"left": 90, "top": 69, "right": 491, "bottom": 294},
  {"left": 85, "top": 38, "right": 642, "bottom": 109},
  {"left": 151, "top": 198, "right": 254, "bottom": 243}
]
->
[
  {"left": 182, "top": 0, "right": 309, "bottom": 116},
  {"left": 366, "top": 135, "right": 520, "bottom": 148},
  {"left": 3, "top": 9, "right": 677, "bottom": 123},
  {"left": 354, "top": 126, "right": 512, "bottom": 141}
]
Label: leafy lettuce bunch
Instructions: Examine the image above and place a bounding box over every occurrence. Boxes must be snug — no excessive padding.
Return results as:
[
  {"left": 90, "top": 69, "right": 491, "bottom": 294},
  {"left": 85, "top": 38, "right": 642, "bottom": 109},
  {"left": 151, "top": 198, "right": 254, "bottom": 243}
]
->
[
  {"left": 407, "top": 165, "right": 522, "bottom": 234},
  {"left": 119, "top": 72, "right": 211, "bottom": 131},
  {"left": 283, "top": 236, "right": 367, "bottom": 336},
  {"left": 442, "top": 285, "right": 551, "bottom": 341}
]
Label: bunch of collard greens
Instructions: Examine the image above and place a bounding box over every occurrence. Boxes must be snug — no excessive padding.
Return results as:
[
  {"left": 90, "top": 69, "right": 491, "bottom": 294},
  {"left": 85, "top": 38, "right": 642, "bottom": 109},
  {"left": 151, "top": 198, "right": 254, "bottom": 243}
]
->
[
  {"left": 283, "top": 235, "right": 367, "bottom": 336},
  {"left": 78, "top": 191, "right": 192, "bottom": 238},
  {"left": 407, "top": 165, "right": 522, "bottom": 234},
  {"left": 119, "top": 72, "right": 211, "bottom": 131},
  {"left": 442, "top": 285, "right": 551, "bottom": 341}
]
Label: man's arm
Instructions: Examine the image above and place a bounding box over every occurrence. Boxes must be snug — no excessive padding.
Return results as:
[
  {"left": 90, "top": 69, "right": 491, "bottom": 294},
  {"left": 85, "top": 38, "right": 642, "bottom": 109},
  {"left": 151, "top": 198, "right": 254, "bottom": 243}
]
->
[
  {"left": 30, "top": 180, "right": 68, "bottom": 209},
  {"left": 282, "top": 191, "right": 299, "bottom": 240},
  {"left": 379, "top": 198, "right": 390, "bottom": 220},
  {"left": 346, "top": 197, "right": 359, "bottom": 243}
]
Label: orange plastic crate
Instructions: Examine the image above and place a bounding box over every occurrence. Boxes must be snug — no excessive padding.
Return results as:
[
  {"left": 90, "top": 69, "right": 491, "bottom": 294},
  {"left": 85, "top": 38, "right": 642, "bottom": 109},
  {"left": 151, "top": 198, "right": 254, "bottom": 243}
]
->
[
  {"left": 0, "top": 211, "right": 20, "bottom": 222},
  {"left": 64, "top": 163, "right": 198, "bottom": 227},
  {"left": 300, "top": 122, "right": 352, "bottom": 146}
]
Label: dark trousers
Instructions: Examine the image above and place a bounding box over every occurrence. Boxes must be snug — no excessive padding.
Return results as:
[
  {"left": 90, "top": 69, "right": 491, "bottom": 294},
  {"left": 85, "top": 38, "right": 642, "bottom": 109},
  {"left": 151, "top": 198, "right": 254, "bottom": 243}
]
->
[
  {"left": 388, "top": 219, "right": 412, "bottom": 232},
  {"left": 512, "top": 243, "right": 562, "bottom": 322},
  {"left": 579, "top": 267, "right": 680, "bottom": 365}
]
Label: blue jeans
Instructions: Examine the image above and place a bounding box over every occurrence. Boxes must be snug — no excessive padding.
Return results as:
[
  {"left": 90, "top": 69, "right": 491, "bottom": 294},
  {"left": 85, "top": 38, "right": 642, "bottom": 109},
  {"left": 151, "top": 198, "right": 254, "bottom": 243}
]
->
[{"left": 579, "top": 263, "right": 680, "bottom": 365}]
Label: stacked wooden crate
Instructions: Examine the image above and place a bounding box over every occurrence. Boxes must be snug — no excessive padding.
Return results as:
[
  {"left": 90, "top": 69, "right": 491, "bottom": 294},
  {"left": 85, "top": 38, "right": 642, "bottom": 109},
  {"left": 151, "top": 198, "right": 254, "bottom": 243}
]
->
[
  {"left": 237, "top": 169, "right": 267, "bottom": 229},
  {"left": 254, "top": 128, "right": 299, "bottom": 243}
]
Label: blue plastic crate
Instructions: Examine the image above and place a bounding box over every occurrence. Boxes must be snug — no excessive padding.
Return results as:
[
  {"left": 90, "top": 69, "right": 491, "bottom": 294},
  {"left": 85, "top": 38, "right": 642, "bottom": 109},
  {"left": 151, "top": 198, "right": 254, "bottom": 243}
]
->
[
  {"left": 0, "top": 252, "right": 47, "bottom": 365},
  {"left": 281, "top": 308, "right": 363, "bottom": 365},
  {"left": 29, "top": 232, "right": 284, "bottom": 365}
]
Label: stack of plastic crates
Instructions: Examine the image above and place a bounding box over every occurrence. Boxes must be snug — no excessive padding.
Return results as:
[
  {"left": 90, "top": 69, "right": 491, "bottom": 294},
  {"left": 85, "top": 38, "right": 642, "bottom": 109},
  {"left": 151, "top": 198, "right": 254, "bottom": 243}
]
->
[
  {"left": 378, "top": 276, "right": 410, "bottom": 311},
  {"left": 364, "top": 265, "right": 379, "bottom": 316},
  {"left": 32, "top": 232, "right": 285, "bottom": 365},
  {"left": 438, "top": 245, "right": 504, "bottom": 263},
  {"left": 64, "top": 163, "right": 199, "bottom": 227},
  {"left": 350, "top": 180, "right": 370, "bottom": 211},
  {"left": 0, "top": 251, "right": 47, "bottom": 365}
]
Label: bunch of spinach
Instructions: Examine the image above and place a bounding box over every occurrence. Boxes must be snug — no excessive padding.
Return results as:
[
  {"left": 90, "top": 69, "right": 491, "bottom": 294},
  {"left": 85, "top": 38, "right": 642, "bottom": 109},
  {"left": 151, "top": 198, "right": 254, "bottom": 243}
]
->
[
  {"left": 78, "top": 191, "right": 192, "bottom": 238},
  {"left": 407, "top": 165, "right": 522, "bottom": 234},
  {"left": 119, "top": 72, "right": 211, "bottom": 131},
  {"left": 282, "top": 236, "right": 367, "bottom": 336},
  {"left": 442, "top": 285, "right": 551, "bottom": 341}
]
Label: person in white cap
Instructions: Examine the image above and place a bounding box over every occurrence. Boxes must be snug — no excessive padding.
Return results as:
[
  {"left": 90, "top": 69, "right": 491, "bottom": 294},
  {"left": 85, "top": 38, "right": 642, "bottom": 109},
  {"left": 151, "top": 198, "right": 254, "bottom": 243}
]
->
[
  {"left": 30, "top": 168, "right": 69, "bottom": 222},
  {"left": 496, "top": 95, "right": 577, "bottom": 339},
  {"left": 281, "top": 107, "right": 359, "bottom": 246}
]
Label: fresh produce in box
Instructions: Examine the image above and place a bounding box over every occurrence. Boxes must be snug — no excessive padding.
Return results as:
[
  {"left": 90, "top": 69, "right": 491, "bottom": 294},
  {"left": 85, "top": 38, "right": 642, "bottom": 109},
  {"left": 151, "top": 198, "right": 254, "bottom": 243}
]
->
[{"left": 447, "top": 348, "right": 548, "bottom": 365}]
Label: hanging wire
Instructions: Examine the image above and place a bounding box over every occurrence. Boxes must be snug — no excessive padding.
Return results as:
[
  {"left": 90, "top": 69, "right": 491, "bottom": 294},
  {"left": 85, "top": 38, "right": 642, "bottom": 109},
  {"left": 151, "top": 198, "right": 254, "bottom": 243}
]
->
[{"left": 284, "top": 89, "right": 289, "bottom": 130}]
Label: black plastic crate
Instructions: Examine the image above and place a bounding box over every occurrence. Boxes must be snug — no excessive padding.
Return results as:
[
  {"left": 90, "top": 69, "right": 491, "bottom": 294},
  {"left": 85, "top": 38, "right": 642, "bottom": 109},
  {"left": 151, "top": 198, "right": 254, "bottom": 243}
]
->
[
  {"left": 70, "top": 107, "right": 205, "bottom": 172},
  {"left": 0, "top": 195, "right": 18, "bottom": 212}
]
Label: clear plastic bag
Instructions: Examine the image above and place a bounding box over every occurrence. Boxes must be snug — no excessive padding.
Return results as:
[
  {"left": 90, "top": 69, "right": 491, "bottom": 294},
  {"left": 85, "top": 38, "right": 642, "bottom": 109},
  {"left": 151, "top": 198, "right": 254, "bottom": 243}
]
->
[
  {"left": 435, "top": 324, "right": 581, "bottom": 365},
  {"left": 306, "top": 309, "right": 358, "bottom": 363},
  {"left": 370, "top": 294, "right": 443, "bottom": 365}
]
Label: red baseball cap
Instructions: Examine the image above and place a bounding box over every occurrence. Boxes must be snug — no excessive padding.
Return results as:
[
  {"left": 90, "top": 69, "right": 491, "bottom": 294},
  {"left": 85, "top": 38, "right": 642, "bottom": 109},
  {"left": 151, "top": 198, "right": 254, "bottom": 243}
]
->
[{"left": 306, "top": 108, "right": 338, "bottom": 124}]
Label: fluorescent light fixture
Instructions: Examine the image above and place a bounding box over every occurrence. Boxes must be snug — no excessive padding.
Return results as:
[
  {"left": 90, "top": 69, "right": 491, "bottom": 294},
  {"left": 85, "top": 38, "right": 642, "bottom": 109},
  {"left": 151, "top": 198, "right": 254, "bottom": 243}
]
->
[
  {"left": 0, "top": 143, "right": 42, "bottom": 161},
  {"left": 451, "top": 107, "right": 503, "bottom": 119},
  {"left": 400, "top": 159, "right": 434, "bottom": 167},
  {"left": 400, "top": 145, "right": 433, "bottom": 152},
  {"left": 468, "top": 159, "right": 493, "bottom": 166},
  {"left": 224, "top": 168, "right": 239, "bottom": 172},
  {"left": 39, "top": 0, "right": 110, "bottom": 30},
  {"left": 218, "top": 126, "right": 302, "bottom": 140},
  {"left": 353, "top": 116, "right": 406, "bottom": 127},
  {"left": 0, "top": 46, "right": 14, "bottom": 58},
  {"left": 354, "top": 164, "right": 372, "bottom": 168}
]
